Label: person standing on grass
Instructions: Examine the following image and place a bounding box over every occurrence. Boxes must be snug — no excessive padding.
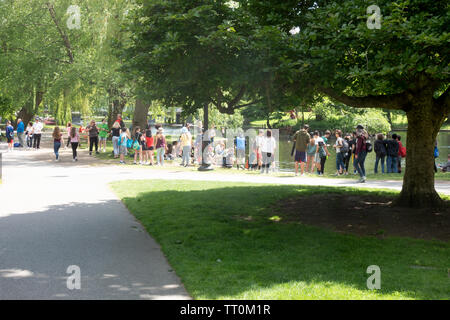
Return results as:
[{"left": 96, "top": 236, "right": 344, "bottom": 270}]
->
[
  {"left": 25, "top": 122, "right": 33, "bottom": 149},
  {"left": 374, "top": 133, "right": 387, "bottom": 174},
  {"left": 86, "top": 120, "right": 99, "bottom": 156},
  {"left": 348, "top": 131, "right": 358, "bottom": 175},
  {"left": 16, "top": 118, "right": 24, "bottom": 148},
  {"left": 32, "top": 118, "right": 43, "bottom": 149},
  {"left": 333, "top": 130, "right": 345, "bottom": 175},
  {"left": 145, "top": 126, "right": 154, "bottom": 166},
  {"left": 70, "top": 127, "right": 79, "bottom": 162},
  {"left": 115, "top": 114, "right": 126, "bottom": 130},
  {"left": 52, "top": 127, "right": 64, "bottom": 161},
  {"left": 261, "top": 129, "right": 277, "bottom": 174},
  {"left": 255, "top": 129, "right": 264, "bottom": 170},
  {"left": 385, "top": 133, "right": 399, "bottom": 173},
  {"left": 98, "top": 118, "right": 109, "bottom": 153},
  {"left": 293, "top": 125, "right": 310, "bottom": 176},
  {"left": 306, "top": 137, "right": 316, "bottom": 174},
  {"left": 5, "top": 120, "right": 14, "bottom": 152},
  {"left": 354, "top": 125, "right": 369, "bottom": 183},
  {"left": 66, "top": 122, "right": 72, "bottom": 148},
  {"left": 180, "top": 126, "right": 192, "bottom": 167},
  {"left": 111, "top": 121, "right": 121, "bottom": 158},
  {"left": 154, "top": 127, "right": 167, "bottom": 166},
  {"left": 133, "top": 126, "right": 143, "bottom": 165},
  {"left": 235, "top": 132, "right": 246, "bottom": 170},
  {"left": 318, "top": 130, "right": 331, "bottom": 174}
]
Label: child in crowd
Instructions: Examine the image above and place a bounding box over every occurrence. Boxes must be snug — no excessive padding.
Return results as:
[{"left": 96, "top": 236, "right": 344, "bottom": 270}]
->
[
  {"left": 306, "top": 137, "right": 316, "bottom": 174},
  {"left": 6, "top": 120, "right": 14, "bottom": 152},
  {"left": 119, "top": 128, "right": 130, "bottom": 164},
  {"left": 26, "top": 122, "right": 33, "bottom": 149},
  {"left": 145, "top": 127, "right": 154, "bottom": 166}
]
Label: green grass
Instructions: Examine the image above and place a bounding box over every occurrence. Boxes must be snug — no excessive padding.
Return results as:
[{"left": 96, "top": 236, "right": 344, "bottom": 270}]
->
[{"left": 111, "top": 180, "right": 450, "bottom": 300}]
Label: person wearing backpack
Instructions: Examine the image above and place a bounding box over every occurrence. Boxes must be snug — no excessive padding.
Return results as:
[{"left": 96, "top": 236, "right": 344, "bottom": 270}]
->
[
  {"left": 118, "top": 127, "right": 130, "bottom": 164},
  {"left": 342, "top": 134, "right": 352, "bottom": 175},
  {"left": 385, "top": 133, "right": 399, "bottom": 173},
  {"left": 374, "top": 134, "right": 387, "bottom": 174},
  {"left": 354, "top": 125, "right": 369, "bottom": 183}
]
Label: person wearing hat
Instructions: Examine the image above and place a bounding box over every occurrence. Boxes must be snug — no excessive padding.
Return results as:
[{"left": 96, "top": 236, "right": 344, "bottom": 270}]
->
[
  {"left": 154, "top": 127, "right": 167, "bottom": 166},
  {"left": 354, "top": 124, "right": 369, "bottom": 183}
]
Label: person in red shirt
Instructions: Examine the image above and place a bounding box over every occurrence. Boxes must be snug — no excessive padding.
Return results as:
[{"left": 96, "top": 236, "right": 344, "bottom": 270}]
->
[{"left": 396, "top": 135, "right": 406, "bottom": 173}]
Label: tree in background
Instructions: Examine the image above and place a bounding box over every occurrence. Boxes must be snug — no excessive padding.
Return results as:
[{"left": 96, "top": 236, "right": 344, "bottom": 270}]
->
[{"left": 248, "top": 0, "right": 449, "bottom": 207}]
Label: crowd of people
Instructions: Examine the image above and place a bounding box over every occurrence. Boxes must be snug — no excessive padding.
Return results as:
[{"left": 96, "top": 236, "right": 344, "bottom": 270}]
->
[{"left": 1, "top": 116, "right": 448, "bottom": 176}]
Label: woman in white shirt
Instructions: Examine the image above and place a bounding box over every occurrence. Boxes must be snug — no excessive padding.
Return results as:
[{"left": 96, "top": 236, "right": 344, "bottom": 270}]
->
[{"left": 261, "top": 130, "right": 276, "bottom": 174}]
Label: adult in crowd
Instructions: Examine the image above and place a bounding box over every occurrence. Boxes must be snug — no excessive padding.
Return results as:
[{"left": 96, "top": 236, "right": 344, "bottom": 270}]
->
[
  {"left": 293, "top": 125, "right": 310, "bottom": 176},
  {"left": 52, "top": 127, "right": 64, "bottom": 161},
  {"left": 98, "top": 118, "right": 109, "bottom": 153},
  {"left": 397, "top": 135, "right": 406, "bottom": 173},
  {"left": 261, "top": 129, "right": 277, "bottom": 174},
  {"left": 70, "top": 126, "right": 79, "bottom": 162},
  {"left": 354, "top": 125, "right": 369, "bottom": 183},
  {"left": 32, "top": 118, "right": 43, "bottom": 149},
  {"left": 180, "top": 126, "right": 192, "bottom": 167},
  {"left": 235, "top": 131, "right": 246, "bottom": 170},
  {"left": 111, "top": 121, "right": 121, "bottom": 158},
  {"left": 318, "top": 130, "right": 331, "bottom": 174},
  {"left": 115, "top": 114, "right": 126, "bottom": 130},
  {"left": 374, "top": 133, "right": 387, "bottom": 174},
  {"left": 385, "top": 133, "right": 399, "bottom": 173},
  {"left": 66, "top": 122, "right": 72, "bottom": 148},
  {"left": 333, "top": 129, "right": 346, "bottom": 176},
  {"left": 154, "top": 127, "right": 167, "bottom": 166},
  {"left": 86, "top": 120, "right": 99, "bottom": 156},
  {"left": 25, "top": 122, "right": 33, "bottom": 149},
  {"left": 342, "top": 134, "right": 352, "bottom": 175},
  {"left": 6, "top": 120, "right": 14, "bottom": 152},
  {"left": 255, "top": 129, "right": 264, "bottom": 170},
  {"left": 16, "top": 118, "right": 25, "bottom": 147}
]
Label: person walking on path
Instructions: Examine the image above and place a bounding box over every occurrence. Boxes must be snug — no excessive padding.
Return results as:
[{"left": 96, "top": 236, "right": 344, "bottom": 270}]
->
[
  {"left": 5, "top": 120, "right": 14, "bottom": 152},
  {"left": 154, "top": 127, "right": 167, "bottom": 166},
  {"left": 145, "top": 126, "right": 154, "bottom": 166},
  {"left": 111, "top": 122, "right": 121, "bottom": 158},
  {"left": 306, "top": 137, "right": 316, "bottom": 174},
  {"left": 52, "top": 127, "right": 64, "bottom": 161},
  {"left": 180, "top": 126, "right": 192, "bottom": 167},
  {"left": 69, "top": 126, "right": 79, "bottom": 162},
  {"left": 25, "top": 122, "right": 33, "bottom": 149},
  {"left": 99, "top": 119, "right": 109, "bottom": 153},
  {"left": 86, "top": 120, "right": 99, "bottom": 156},
  {"left": 293, "top": 125, "right": 310, "bottom": 176},
  {"left": 374, "top": 133, "right": 387, "bottom": 174},
  {"left": 333, "top": 130, "right": 346, "bottom": 175},
  {"left": 32, "top": 118, "right": 43, "bottom": 149},
  {"left": 66, "top": 122, "right": 72, "bottom": 148},
  {"left": 16, "top": 118, "right": 25, "bottom": 148},
  {"left": 385, "top": 133, "right": 399, "bottom": 173},
  {"left": 354, "top": 125, "right": 369, "bottom": 183},
  {"left": 261, "top": 129, "right": 277, "bottom": 174}
]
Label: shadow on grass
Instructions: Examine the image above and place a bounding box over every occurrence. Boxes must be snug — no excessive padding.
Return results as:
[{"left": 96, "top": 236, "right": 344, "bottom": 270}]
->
[{"left": 115, "top": 181, "right": 450, "bottom": 300}]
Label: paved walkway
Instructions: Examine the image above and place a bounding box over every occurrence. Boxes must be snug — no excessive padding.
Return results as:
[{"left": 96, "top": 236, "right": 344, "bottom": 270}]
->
[{"left": 0, "top": 140, "right": 448, "bottom": 299}]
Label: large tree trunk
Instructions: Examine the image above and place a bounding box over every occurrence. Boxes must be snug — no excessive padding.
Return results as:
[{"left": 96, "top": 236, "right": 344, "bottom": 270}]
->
[
  {"left": 397, "top": 98, "right": 447, "bottom": 208},
  {"left": 132, "top": 98, "right": 149, "bottom": 130},
  {"left": 107, "top": 94, "right": 126, "bottom": 128}
]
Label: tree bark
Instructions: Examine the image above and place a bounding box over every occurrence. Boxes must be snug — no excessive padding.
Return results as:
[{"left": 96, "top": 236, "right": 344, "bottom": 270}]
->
[
  {"left": 397, "top": 97, "right": 447, "bottom": 208},
  {"left": 132, "top": 98, "right": 150, "bottom": 130}
]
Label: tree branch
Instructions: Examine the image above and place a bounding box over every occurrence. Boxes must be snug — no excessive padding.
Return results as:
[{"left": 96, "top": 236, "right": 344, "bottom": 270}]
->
[
  {"left": 46, "top": 2, "right": 74, "bottom": 64},
  {"left": 319, "top": 87, "right": 409, "bottom": 111},
  {"left": 436, "top": 86, "right": 450, "bottom": 115}
]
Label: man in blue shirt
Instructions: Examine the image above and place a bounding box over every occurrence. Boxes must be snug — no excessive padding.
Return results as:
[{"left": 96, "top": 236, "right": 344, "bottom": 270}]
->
[
  {"left": 235, "top": 133, "right": 246, "bottom": 170},
  {"left": 16, "top": 118, "right": 25, "bottom": 147}
]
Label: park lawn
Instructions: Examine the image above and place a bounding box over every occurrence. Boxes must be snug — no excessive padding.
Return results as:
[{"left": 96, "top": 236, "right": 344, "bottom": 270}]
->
[{"left": 111, "top": 180, "right": 450, "bottom": 300}]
